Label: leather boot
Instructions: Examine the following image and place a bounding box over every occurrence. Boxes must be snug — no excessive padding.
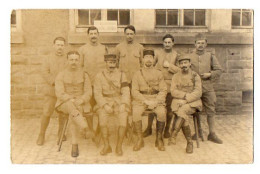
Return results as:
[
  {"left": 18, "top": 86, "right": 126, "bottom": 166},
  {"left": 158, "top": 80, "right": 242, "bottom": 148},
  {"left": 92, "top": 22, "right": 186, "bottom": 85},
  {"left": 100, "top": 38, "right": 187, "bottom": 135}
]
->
[
  {"left": 36, "top": 117, "right": 50, "bottom": 146},
  {"left": 155, "top": 121, "right": 165, "bottom": 151},
  {"left": 133, "top": 120, "right": 144, "bottom": 151},
  {"left": 164, "top": 113, "right": 173, "bottom": 138},
  {"left": 208, "top": 132, "right": 223, "bottom": 144},
  {"left": 100, "top": 126, "right": 112, "bottom": 156},
  {"left": 182, "top": 125, "right": 193, "bottom": 154},
  {"left": 85, "top": 114, "right": 95, "bottom": 139},
  {"left": 71, "top": 144, "right": 79, "bottom": 157},
  {"left": 57, "top": 115, "right": 67, "bottom": 145},
  {"left": 168, "top": 117, "right": 184, "bottom": 145},
  {"left": 142, "top": 113, "right": 154, "bottom": 138},
  {"left": 116, "top": 126, "right": 126, "bottom": 156}
]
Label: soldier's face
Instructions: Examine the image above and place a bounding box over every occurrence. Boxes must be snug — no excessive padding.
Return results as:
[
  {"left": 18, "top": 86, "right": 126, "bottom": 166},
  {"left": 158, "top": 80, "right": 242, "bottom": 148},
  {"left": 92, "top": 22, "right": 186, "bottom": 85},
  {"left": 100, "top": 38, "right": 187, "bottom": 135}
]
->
[
  {"left": 88, "top": 29, "right": 99, "bottom": 43},
  {"left": 195, "top": 39, "right": 207, "bottom": 51},
  {"left": 179, "top": 60, "right": 191, "bottom": 72},
  {"left": 53, "top": 40, "right": 65, "bottom": 55},
  {"left": 125, "top": 29, "right": 135, "bottom": 42},
  {"left": 106, "top": 60, "right": 117, "bottom": 71},
  {"left": 143, "top": 55, "right": 154, "bottom": 68},
  {"left": 163, "top": 38, "right": 174, "bottom": 50},
  {"left": 68, "top": 54, "right": 80, "bottom": 70}
]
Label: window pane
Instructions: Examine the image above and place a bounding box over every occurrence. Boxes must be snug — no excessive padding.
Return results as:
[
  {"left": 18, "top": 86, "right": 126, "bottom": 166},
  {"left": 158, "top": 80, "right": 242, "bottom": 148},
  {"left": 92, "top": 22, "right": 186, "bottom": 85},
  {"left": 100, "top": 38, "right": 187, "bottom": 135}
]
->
[
  {"left": 184, "top": 9, "right": 194, "bottom": 26},
  {"left": 11, "top": 10, "right": 16, "bottom": 25},
  {"left": 78, "top": 10, "right": 89, "bottom": 25},
  {"left": 232, "top": 11, "right": 241, "bottom": 26},
  {"left": 90, "top": 10, "right": 101, "bottom": 25},
  {"left": 167, "top": 10, "right": 178, "bottom": 26},
  {"left": 195, "top": 10, "right": 205, "bottom": 26},
  {"left": 107, "top": 10, "right": 118, "bottom": 21},
  {"left": 242, "top": 11, "right": 252, "bottom": 26},
  {"left": 156, "top": 10, "right": 166, "bottom": 26},
  {"left": 119, "top": 10, "right": 130, "bottom": 25}
]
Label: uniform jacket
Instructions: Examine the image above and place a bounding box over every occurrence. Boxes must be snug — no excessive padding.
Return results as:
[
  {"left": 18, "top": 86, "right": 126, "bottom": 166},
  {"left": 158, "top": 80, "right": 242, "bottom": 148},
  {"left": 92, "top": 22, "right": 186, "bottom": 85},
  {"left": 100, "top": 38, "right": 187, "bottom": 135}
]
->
[
  {"left": 189, "top": 49, "right": 222, "bottom": 93},
  {"left": 41, "top": 52, "right": 67, "bottom": 96},
  {"left": 55, "top": 67, "right": 92, "bottom": 113},
  {"left": 171, "top": 70, "right": 202, "bottom": 112},
  {"left": 78, "top": 41, "right": 107, "bottom": 84},
  {"left": 94, "top": 69, "right": 130, "bottom": 110},
  {"left": 115, "top": 40, "right": 144, "bottom": 83},
  {"left": 131, "top": 67, "right": 167, "bottom": 105},
  {"left": 155, "top": 48, "right": 180, "bottom": 92}
]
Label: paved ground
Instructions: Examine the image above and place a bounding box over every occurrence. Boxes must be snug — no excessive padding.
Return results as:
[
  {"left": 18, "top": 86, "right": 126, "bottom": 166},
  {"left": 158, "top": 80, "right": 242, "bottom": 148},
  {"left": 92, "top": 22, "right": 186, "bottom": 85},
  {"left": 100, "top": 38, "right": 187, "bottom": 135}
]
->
[{"left": 11, "top": 114, "right": 253, "bottom": 164}]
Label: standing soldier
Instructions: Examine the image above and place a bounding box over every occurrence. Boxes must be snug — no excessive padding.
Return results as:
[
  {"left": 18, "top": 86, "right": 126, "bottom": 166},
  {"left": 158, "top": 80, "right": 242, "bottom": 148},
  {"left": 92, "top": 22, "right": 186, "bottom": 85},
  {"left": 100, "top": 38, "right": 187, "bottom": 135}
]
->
[
  {"left": 94, "top": 54, "right": 130, "bottom": 156},
  {"left": 115, "top": 25, "right": 144, "bottom": 83},
  {"left": 143, "top": 34, "right": 180, "bottom": 138},
  {"left": 78, "top": 26, "right": 107, "bottom": 138},
  {"left": 189, "top": 33, "right": 223, "bottom": 144},
  {"left": 131, "top": 49, "right": 167, "bottom": 151},
  {"left": 55, "top": 51, "right": 92, "bottom": 157},
  {"left": 169, "top": 55, "right": 202, "bottom": 154},
  {"left": 36, "top": 37, "right": 67, "bottom": 146}
]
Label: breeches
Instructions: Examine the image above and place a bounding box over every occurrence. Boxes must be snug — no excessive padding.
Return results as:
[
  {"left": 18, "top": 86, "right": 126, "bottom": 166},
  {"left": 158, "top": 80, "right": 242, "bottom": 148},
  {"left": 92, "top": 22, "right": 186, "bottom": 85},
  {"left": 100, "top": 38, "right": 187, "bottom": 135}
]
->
[
  {"left": 132, "top": 104, "right": 166, "bottom": 122},
  {"left": 174, "top": 104, "right": 196, "bottom": 120},
  {"left": 42, "top": 96, "right": 57, "bottom": 117},
  {"left": 201, "top": 91, "right": 216, "bottom": 117}
]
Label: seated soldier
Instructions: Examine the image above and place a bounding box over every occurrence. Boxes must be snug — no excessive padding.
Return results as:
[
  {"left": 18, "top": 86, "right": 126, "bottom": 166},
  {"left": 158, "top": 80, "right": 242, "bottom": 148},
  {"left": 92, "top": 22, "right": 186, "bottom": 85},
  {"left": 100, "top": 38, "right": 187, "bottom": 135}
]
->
[
  {"left": 94, "top": 54, "right": 130, "bottom": 156},
  {"left": 168, "top": 55, "right": 202, "bottom": 154},
  {"left": 55, "top": 51, "right": 92, "bottom": 157},
  {"left": 131, "top": 48, "right": 167, "bottom": 151}
]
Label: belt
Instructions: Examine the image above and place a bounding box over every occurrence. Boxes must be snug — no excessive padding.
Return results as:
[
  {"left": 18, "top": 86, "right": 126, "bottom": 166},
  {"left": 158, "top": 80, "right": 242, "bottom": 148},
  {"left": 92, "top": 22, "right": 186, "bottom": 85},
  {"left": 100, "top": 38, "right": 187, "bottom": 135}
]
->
[
  {"left": 103, "top": 93, "right": 120, "bottom": 97},
  {"left": 140, "top": 90, "right": 159, "bottom": 95}
]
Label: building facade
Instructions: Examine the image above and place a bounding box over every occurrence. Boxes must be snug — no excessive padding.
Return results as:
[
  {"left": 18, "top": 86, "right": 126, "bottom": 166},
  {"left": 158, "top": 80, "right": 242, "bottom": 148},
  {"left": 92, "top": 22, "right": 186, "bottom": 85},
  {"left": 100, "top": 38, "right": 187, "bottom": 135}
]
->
[{"left": 11, "top": 9, "right": 253, "bottom": 118}]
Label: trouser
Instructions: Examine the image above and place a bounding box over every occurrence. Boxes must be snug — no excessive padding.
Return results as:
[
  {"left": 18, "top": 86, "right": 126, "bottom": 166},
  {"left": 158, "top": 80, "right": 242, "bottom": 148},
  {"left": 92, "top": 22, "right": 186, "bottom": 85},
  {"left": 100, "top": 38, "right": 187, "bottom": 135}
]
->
[
  {"left": 132, "top": 104, "right": 166, "bottom": 122},
  {"left": 201, "top": 91, "right": 217, "bottom": 133}
]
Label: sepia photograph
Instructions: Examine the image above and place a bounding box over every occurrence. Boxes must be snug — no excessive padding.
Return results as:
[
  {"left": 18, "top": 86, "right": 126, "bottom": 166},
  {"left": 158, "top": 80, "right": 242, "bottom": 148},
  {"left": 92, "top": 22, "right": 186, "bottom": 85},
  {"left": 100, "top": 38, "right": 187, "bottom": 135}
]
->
[{"left": 10, "top": 8, "right": 254, "bottom": 164}]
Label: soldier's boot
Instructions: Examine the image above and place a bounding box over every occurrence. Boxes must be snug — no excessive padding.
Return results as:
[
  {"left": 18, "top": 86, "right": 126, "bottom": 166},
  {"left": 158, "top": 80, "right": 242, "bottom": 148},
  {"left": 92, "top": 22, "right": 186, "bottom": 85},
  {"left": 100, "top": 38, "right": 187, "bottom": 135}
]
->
[
  {"left": 36, "top": 117, "right": 50, "bottom": 146},
  {"left": 100, "top": 126, "right": 112, "bottom": 156},
  {"left": 71, "top": 144, "right": 79, "bottom": 157},
  {"left": 164, "top": 113, "right": 173, "bottom": 138},
  {"left": 57, "top": 115, "right": 67, "bottom": 145},
  {"left": 168, "top": 117, "right": 184, "bottom": 145},
  {"left": 155, "top": 121, "right": 165, "bottom": 151},
  {"left": 85, "top": 114, "right": 95, "bottom": 139},
  {"left": 208, "top": 132, "right": 223, "bottom": 144},
  {"left": 133, "top": 120, "right": 144, "bottom": 151},
  {"left": 115, "top": 126, "right": 126, "bottom": 156},
  {"left": 182, "top": 125, "right": 193, "bottom": 154},
  {"left": 142, "top": 113, "right": 154, "bottom": 138}
]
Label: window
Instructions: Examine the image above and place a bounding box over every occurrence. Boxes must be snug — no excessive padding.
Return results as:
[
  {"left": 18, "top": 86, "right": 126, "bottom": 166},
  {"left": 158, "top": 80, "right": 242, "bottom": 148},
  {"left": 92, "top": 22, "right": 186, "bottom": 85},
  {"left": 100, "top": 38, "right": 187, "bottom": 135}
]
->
[
  {"left": 11, "top": 10, "right": 22, "bottom": 33},
  {"left": 155, "top": 9, "right": 206, "bottom": 27},
  {"left": 77, "top": 9, "right": 130, "bottom": 27},
  {"left": 11, "top": 10, "right": 16, "bottom": 26},
  {"left": 232, "top": 9, "right": 253, "bottom": 28}
]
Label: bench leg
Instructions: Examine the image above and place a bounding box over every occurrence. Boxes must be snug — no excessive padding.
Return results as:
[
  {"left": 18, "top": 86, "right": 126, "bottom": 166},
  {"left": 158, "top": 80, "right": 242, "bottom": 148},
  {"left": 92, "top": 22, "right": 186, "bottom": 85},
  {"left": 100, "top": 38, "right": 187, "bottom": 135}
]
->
[{"left": 193, "top": 116, "right": 200, "bottom": 148}]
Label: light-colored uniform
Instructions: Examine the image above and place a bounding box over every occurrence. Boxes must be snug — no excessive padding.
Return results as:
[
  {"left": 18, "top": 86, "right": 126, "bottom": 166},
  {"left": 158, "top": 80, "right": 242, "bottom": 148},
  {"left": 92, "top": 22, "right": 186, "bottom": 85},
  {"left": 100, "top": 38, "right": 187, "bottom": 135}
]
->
[
  {"left": 41, "top": 52, "right": 67, "bottom": 118},
  {"left": 94, "top": 69, "right": 130, "bottom": 127},
  {"left": 115, "top": 40, "right": 144, "bottom": 83},
  {"left": 171, "top": 70, "right": 202, "bottom": 120},
  {"left": 131, "top": 68, "right": 167, "bottom": 122},
  {"left": 189, "top": 50, "right": 222, "bottom": 116}
]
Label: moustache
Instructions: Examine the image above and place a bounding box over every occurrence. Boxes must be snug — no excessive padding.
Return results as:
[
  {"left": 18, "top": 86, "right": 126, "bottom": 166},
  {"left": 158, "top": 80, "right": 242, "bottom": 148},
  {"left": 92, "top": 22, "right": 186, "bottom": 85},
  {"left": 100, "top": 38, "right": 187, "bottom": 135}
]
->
[{"left": 181, "top": 66, "right": 187, "bottom": 69}]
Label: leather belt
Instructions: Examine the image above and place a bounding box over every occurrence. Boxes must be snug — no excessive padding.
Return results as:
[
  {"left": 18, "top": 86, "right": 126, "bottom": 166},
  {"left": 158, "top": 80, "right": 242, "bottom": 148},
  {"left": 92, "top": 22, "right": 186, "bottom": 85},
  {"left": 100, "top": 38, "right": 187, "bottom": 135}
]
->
[
  {"left": 103, "top": 93, "right": 120, "bottom": 97},
  {"left": 140, "top": 90, "right": 159, "bottom": 95}
]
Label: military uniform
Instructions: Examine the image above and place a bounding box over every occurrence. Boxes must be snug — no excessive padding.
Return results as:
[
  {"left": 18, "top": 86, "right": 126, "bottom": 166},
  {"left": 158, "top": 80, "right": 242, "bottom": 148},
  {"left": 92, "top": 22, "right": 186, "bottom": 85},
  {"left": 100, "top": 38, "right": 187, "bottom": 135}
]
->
[
  {"left": 36, "top": 52, "right": 67, "bottom": 145},
  {"left": 115, "top": 40, "right": 144, "bottom": 83},
  {"left": 55, "top": 66, "right": 92, "bottom": 157},
  {"left": 131, "top": 49, "right": 167, "bottom": 151}
]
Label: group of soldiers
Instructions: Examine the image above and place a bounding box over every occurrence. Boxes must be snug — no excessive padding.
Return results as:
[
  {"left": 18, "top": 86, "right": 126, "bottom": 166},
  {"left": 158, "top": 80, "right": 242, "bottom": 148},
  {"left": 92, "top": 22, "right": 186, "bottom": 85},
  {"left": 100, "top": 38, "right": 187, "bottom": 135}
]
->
[{"left": 36, "top": 25, "right": 223, "bottom": 158}]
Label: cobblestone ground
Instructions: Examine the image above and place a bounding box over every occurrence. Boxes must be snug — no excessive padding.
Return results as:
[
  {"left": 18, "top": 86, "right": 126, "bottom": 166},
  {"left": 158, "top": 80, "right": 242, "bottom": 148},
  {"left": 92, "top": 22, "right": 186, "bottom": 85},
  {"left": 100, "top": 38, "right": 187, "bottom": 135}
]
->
[{"left": 11, "top": 114, "right": 253, "bottom": 164}]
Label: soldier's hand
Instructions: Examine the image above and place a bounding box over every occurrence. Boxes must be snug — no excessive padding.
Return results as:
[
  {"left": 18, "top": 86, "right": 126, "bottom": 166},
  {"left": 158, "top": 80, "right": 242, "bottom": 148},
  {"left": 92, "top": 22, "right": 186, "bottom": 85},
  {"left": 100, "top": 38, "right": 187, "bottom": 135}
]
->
[
  {"left": 144, "top": 100, "right": 152, "bottom": 106},
  {"left": 179, "top": 100, "right": 187, "bottom": 107},
  {"left": 119, "top": 104, "right": 126, "bottom": 113},
  {"left": 163, "top": 61, "right": 170, "bottom": 68},
  {"left": 200, "top": 73, "right": 211, "bottom": 79},
  {"left": 74, "top": 98, "right": 84, "bottom": 106},
  {"left": 104, "top": 104, "right": 113, "bottom": 114}
]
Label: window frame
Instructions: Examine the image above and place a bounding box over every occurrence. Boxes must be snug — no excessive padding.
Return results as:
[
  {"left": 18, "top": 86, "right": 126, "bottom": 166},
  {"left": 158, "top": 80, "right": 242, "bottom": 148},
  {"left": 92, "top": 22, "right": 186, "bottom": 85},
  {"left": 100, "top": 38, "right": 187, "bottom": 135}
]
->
[
  {"left": 11, "top": 10, "right": 22, "bottom": 33},
  {"left": 232, "top": 9, "right": 253, "bottom": 29}
]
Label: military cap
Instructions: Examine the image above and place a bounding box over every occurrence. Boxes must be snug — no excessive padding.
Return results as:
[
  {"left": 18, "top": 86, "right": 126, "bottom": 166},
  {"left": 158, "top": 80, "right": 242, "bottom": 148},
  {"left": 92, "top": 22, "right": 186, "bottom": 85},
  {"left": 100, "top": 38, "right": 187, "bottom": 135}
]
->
[
  {"left": 104, "top": 54, "right": 117, "bottom": 61},
  {"left": 143, "top": 48, "right": 155, "bottom": 57},
  {"left": 177, "top": 54, "right": 191, "bottom": 62},
  {"left": 195, "top": 33, "right": 207, "bottom": 41}
]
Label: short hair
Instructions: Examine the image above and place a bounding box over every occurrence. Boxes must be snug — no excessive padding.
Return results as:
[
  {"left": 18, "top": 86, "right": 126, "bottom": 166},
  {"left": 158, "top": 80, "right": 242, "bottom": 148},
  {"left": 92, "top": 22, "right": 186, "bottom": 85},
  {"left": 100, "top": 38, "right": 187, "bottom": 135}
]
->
[
  {"left": 53, "top": 37, "right": 66, "bottom": 44},
  {"left": 67, "top": 51, "right": 80, "bottom": 59},
  {"left": 87, "top": 26, "right": 99, "bottom": 34},
  {"left": 124, "top": 25, "right": 136, "bottom": 34},
  {"left": 163, "top": 34, "right": 174, "bottom": 42}
]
